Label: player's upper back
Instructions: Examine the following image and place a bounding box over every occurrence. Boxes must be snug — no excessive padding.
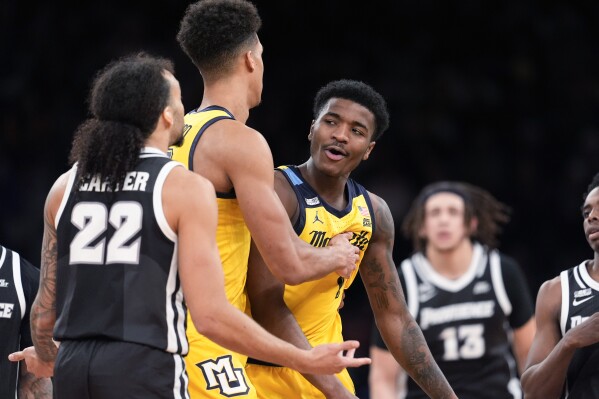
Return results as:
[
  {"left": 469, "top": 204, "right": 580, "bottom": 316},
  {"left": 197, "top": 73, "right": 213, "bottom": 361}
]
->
[{"left": 53, "top": 148, "right": 188, "bottom": 354}]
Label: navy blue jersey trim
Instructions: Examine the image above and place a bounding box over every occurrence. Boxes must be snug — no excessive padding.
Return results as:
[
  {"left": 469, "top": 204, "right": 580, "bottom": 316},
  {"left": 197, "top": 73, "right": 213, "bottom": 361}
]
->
[
  {"left": 216, "top": 190, "right": 236, "bottom": 199},
  {"left": 359, "top": 183, "right": 376, "bottom": 236},
  {"left": 186, "top": 106, "right": 236, "bottom": 197},
  {"left": 277, "top": 167, "right": 305, "bottom": 234},
  {"left": 188, "top": 116, "right": 232, "bottom": 172}
]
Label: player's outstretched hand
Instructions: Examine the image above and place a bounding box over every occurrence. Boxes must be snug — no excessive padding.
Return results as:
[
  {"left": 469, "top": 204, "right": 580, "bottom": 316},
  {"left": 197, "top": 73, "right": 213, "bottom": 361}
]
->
[
  {"left": 8, "top": 346, "right": 54, "bottom": 378},
  {"left": 296, "top": 340, "right": 370, "bottom": 375},
  {"left": 328, "top": 232, "right": 359, "bottom": 279}
]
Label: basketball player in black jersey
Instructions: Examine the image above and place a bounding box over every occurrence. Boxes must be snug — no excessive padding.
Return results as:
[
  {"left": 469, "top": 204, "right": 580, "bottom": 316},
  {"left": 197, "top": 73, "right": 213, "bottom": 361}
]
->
[
  {"left": 522, "top": 172, "right": 599, "bottom": 399},
  {"left": 0, "top": 244, "right": 52, "bottom": 398},
  {"left": 370, "top": 182, "right": 536, "bottom": 399},
  {"left": 8, "top": 53, "right": 370, "bottom": 399},
  {"left": 245, "top": 80, "right": 457, "bottom": 398}
]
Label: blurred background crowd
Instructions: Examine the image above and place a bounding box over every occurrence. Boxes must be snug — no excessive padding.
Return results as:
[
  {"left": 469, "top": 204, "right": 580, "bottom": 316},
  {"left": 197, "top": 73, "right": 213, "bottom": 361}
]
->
[{"left": 2, "top": 1, "right": 599, "bottom": 396}]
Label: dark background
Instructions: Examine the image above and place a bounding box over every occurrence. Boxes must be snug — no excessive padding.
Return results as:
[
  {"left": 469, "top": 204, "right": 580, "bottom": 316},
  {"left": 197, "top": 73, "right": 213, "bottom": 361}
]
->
[{"left": 2, "top": 1, "right": 599, "bottom": 396}]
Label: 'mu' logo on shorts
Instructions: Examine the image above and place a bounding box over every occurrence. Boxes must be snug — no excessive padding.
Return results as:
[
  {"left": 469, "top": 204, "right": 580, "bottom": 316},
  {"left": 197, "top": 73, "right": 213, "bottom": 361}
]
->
[{"left": 197, "top": 355, "right": 250, "bottom": 396}]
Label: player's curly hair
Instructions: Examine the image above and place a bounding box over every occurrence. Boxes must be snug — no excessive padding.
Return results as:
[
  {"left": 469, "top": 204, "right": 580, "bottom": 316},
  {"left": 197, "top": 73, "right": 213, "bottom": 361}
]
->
[
  {"left": 177, "top": 0, "right": 261, "bottom": 79},
  {"left": 313, "top": 79, "right": 390, "bottom": 141},
  {"left": 402, "top": 181, "right": 511, "bottom": 252},
  {"left": 69, "top": 53, "right": 174, "bottom": 191}
]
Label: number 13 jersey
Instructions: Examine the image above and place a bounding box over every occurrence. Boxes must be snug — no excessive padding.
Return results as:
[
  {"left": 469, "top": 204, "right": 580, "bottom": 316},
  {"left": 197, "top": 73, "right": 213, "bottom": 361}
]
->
[{"left": 399, "top": 244, "right": 528, "bottom": 399}]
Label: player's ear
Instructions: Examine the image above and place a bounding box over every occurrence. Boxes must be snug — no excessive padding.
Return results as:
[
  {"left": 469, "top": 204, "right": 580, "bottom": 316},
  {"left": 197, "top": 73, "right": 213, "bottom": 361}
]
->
[
  {"left": 244, "top": 50, "right": 256, "bottom": 72},
  {"left": 468, "top": 216, "right": 479, "bottom": 235},
  {"left": 362, "top": 141, "right": 376, "bottom": 161},
  {"left": 308, "top": 120, "right": 316, "bottom": 141},
  {"left": 162, "top": 106, "right": 174, "bottom": 128}
]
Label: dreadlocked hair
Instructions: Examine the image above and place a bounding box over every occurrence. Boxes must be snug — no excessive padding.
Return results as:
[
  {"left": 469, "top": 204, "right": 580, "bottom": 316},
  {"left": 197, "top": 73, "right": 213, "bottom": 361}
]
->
[
  {"left": 69, "top": 53, "right": 174, "bottom": 191},
  {"left": 402, "top": 181, "right": 511, "bottom": 252}
]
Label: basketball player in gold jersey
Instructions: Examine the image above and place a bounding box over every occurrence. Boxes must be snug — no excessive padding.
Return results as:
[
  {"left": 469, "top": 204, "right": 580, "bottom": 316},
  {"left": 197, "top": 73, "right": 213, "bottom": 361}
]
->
[
  {"left": 245, "top": 80, "right": 457, "bottom": 398},
  {"left": 170, "top": 1, "right": 361, "bottom": 398}
]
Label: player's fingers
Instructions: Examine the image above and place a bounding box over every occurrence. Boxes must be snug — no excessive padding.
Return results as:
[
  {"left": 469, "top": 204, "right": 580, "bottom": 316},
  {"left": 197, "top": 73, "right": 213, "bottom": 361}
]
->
[
  {"left": 344, "top": 347, "right": 356, "bottom": 359},
  {"left": 342, "top": 231, "right": 353, "bottom": 240},
  {"left": 338, "top": 340, "right": 360, "bottom": 352},
  {"left": 344, "top": 357, "right": 372, "bottom": 367},
  {"left": 8, "top": 351, "right": 24, "bottom": 362}
]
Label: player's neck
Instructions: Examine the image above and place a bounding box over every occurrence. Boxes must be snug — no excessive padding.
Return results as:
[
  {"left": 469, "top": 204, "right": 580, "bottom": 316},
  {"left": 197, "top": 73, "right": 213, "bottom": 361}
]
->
[
  {"left": 200, "top": 79, "right": 252, "bottom": 123},
  {"left": 587, "top": 256, "right": 599, "bottom": 281},
  {"left": 145, "top": 128, "right": 170, "bottom": 154},
  {"left": 425, "top": 239, "right": 473, "bottom": 279},
  {"left": 298, "top": 161, "right": 349, "bottom": 210}
]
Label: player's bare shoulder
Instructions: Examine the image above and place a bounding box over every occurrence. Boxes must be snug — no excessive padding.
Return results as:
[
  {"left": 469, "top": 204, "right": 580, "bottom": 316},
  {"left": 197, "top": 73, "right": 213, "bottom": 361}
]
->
[
  {"left": 165, "top": 165, "right": 215, "bottom": 202},
  {"left": 46, "top": 168, "right": 75, "bottom": 219},
  {"left": 536, "top": 275, "right": 562, "bottom": 318},
  {"left": 367, "top": 191, "right": 395, "bottom": 240},
  {"left": 162, "top": 164, "right": 216, "bottom": 229},
  {"left": 274, "top": 168, "right": 298, "bottom": 219}
]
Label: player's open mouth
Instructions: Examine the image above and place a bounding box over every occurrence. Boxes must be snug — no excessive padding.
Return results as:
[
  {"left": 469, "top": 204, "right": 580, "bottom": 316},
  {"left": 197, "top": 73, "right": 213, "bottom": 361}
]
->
[{"left": 324, "top": 147, "right": 347, "bottom": 161}]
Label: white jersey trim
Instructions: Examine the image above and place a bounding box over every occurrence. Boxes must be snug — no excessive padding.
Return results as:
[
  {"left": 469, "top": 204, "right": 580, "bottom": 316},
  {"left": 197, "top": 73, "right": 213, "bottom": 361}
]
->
[
  {"left": 411, "top": 243, "right": 485, "bottom": 292},
  {"left": 401, "top": 259, "right": 420, "bottom": 316},
  {"left": 560, "top": 270, "right": 570, "bottom": 336},
  {"left": 578, "top": 260, "right": 599, "bottom": 291},
  {"left": 153, "top": 161, "right": 182, "bottom": 243},
  {"left": 55, "top": 164, "right": 78, "bottom": 228},
  {"left": 490, "top": 250, "right": 512, "bottom": 316},
  {"left": 12, "top": 251, "right": 26, "bottom": 320},
  {"left": 173, "top": 353, "right": 190, "bottom": 399},
  {"left": 0, "top": 246, "right": 5, "bottom": 272},
  {"left": 165, "top": 241, "right": 187, "bottom": 354},
  {"left": 140, "top": 146, "right": 169, "bottom": 158}
]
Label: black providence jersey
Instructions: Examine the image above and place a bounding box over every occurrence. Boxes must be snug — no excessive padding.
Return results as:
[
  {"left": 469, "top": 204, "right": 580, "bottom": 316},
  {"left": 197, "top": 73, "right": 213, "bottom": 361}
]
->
[
  {"left": 560, "top": 262, "right": 599, "bottom": 398},
  {"left": 398, "top": 244, "right": 525, "bottom": 399},
  {"left": 54, "top": 148, "right": 188, "bottom": 355},
  {"left": 0, "top": 246, "right": 39, "bottom": 399}
]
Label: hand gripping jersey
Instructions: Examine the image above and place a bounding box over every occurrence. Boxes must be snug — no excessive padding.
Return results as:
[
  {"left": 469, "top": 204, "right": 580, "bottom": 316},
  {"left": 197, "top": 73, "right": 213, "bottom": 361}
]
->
[
  {"left": 0, "top": 245, "right": 39, "bottom": 399},
  {"left": 246, "top": 165, "right": 375, "bottom": 397},
  {"left": 54, "top": 149, "right": 188, "bottom": 356},
  {"left": 377, "top": 244, "right": 531, "bottom": 399},
  {"left": 170, "top": 106, "right": 254, "bottom": 398},
  {"left": 559, "top": 262, "right": 599, "bottom": 399}
]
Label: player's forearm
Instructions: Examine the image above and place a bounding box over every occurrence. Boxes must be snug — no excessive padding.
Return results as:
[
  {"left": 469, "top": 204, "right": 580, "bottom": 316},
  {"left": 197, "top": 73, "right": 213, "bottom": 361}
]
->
[
  {"left": 194, "top": 302, "right": 308, "bottom": 371},
  {"left": 521, "top": 339, "right": 576, "bottom": 399},
  {"left": 260, "top": 236, "right": 336, "bottom": 285},
  {"left": 18, "top": 373, "right": 53, "bottom": 399},
  {"left": 381, "top": 317, "right": 456, "bottom": 399},
  {"left": 253, "top": 302, "right": 351, "bottom": 397},
  {"left": 30, "top": 303, "right": 57, "bottom": 362}
]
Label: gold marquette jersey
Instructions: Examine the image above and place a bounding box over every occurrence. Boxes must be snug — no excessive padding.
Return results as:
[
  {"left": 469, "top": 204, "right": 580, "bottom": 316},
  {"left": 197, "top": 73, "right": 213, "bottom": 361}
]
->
[
  {"left": 170, "top": 106, "right": 256, "bottom": 398},
  {"left": 170, "top": 105, "right": 250, "bottom": 314},
  {"left": 279, "top": 165, "right": 374, "bottom": 346},
  {"left": 246, "top": 165, "right": 375, "bottom": 397}
]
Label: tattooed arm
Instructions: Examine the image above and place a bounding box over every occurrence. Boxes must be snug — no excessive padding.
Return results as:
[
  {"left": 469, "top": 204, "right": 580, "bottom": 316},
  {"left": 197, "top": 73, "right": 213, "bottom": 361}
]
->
[
  {"left": 30, "top": 171, "right": 69, "bottom": 376},
  {"left": 360, "top": 194, "right": 456, "bottom": 399},
  {"left": 17, "top": 359, "right": 53, "bottom": 398}
]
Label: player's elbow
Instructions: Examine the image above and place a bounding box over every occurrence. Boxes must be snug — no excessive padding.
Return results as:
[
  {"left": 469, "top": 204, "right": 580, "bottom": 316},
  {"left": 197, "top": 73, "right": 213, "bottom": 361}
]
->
[
  {"left": 263, "top": 256, "right": 307, "bottom": 285},
  {"left": 191, "top": 312, "right": 221, "bottom": 338},
  {"left": 276, "top": 268, "right": 305, "bottom": 286}
]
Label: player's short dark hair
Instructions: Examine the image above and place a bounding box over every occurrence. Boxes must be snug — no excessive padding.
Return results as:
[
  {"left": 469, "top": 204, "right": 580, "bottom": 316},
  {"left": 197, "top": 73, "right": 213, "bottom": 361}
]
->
[
  {"left": 70, "top": 53, "right": 174, "bottom": 191},
  {"left": 403, "top": 181, "right": 510, "bottom": 252},
  {"left": 581, "top": 172, "right": 599, "bottom": 217},
  {"left": 177, "top": 0, "right": 261, "bottom": 78},
  {"left": 583, "top": 172, "right": 599, "bottom": 201},
  {"left": 312, "top": 79, "right": 390, "bottom": 141}
]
